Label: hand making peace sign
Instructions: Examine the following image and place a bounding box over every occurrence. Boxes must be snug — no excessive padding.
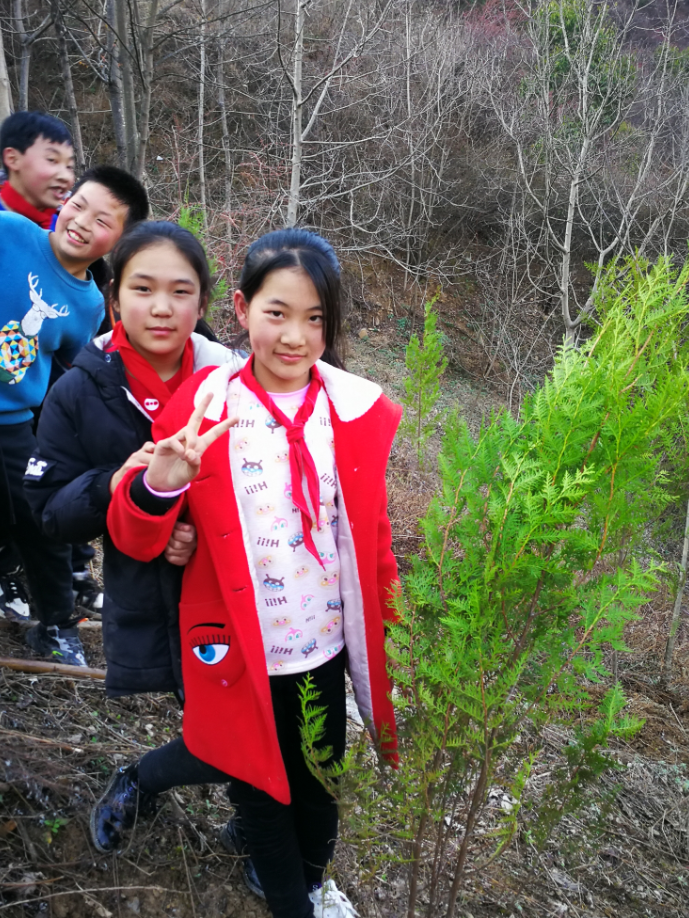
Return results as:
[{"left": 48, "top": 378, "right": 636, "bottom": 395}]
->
[{"left": 144, "top": 394, "right": 237, "bottom": 493}]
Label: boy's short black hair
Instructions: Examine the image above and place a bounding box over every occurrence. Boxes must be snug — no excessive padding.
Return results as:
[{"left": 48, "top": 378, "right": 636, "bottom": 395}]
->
[
  {"left": 0, "top": 111, "right": 72, "bottom": 166},
  {"left": 71, "top": 165, "right": 149, "bottom": 227}
]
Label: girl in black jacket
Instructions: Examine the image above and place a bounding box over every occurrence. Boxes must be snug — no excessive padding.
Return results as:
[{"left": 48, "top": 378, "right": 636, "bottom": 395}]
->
[
  {"left": 24, "top": 222, "right": 256, "bottom": 864},
  {"left": 25, "top": 221, "right": 242, "bottom": 694}
]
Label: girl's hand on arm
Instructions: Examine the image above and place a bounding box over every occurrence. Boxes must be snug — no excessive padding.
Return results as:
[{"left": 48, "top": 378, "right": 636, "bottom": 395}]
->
[
  {"left": 164, "top": 521, "right": 197, "bottom": 566},
  {"left": 109, "top": 441, "right": 156, "bottom": 496},
  {"left": 144, "top": 394, "right": 237, "bottom": 493}
]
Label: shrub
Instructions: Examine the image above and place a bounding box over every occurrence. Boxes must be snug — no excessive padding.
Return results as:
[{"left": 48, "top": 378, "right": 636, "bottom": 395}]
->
[{"left": 303, "top": 254, "right": 689, "bottom": 917}]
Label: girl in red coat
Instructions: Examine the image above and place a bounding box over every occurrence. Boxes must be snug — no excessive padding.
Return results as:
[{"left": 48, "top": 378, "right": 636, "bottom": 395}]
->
[{"left": 106, "top": 229, "right": 401, "bottom": 918}]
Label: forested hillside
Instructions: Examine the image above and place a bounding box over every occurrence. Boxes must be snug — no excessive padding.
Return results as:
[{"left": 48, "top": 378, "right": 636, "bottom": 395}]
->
[{"left": 3, "top": 0, "right": 689, "bottom": 382}]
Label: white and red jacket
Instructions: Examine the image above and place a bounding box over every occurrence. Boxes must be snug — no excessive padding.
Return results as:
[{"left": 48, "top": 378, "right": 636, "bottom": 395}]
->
[{"left": 108, "top": 359, "right": 402, "bottom": 804}]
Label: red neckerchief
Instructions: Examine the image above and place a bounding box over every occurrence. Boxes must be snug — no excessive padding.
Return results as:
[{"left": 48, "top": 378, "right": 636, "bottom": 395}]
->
[
  {"left": 239, "top": 355, "right": 325, "bottom": 567},
  {"left": 0, "top": 180, "right": 58, "bottom": 229},
  {"left": 108, "top": 321, "right": 195, "bottom": 419}
]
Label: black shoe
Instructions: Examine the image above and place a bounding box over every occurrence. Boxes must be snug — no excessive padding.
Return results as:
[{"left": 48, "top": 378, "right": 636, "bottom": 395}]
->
[
  {"left": 219, "top": 818, "right": 265, "bottom": 899},
  {"left": 25, "top": 620, "right": 87, "bottom": 667},
  {"left": 0, "top": 572, "right": 31, "bottom": 622},
  {"left": 73, "top": 571, "right": 103, "bottom": 612},
  {"left": 90, "top": 763, "right": 158, "bottom": 854}
]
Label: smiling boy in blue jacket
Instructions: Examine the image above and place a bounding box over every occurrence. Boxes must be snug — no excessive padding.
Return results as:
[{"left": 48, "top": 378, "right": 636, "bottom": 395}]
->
[
  {"left": 0, "top": 164, "right": 149, "bottom": 666},
  {"left": 0, "top": 111, "right": 76, "bottom": 620}
]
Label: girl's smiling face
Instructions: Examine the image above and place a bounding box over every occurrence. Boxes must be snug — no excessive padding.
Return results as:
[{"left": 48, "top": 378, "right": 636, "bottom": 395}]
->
[
  {"left": 114, "top": 240, "right": 204, "bottom": 379},
  {"left": 234, "top": 267, "right": 326, "bottom": 393}
]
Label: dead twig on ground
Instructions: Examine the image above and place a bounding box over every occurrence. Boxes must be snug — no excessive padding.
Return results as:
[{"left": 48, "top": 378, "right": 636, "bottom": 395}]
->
[{"left": 0, "top": 657, "right": 105, "bottom": 679}]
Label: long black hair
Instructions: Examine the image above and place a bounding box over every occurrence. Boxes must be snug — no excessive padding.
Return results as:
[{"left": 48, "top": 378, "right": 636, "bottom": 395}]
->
[
  {"left": 108, "top": 221, "right": 213, "bottom": 329},
  {"left": 236, "top": 228, "right": 345, "bottom": 368}
]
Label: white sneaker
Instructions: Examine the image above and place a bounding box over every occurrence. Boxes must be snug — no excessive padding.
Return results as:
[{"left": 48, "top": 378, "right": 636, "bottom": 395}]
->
[
  {"left": 0, "top": 573, "right": 31, "bottom": 622},
  {"left": 309, "top": 879, "right": 359, "bottom": 918},
  {"left": 72, "top": 571, "right": 104, "bottom": 611}
]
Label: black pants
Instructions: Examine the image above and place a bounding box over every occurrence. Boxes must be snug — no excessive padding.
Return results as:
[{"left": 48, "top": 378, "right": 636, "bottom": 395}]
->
[
  {"left": 0, "top": 421, "right": 74, "bottom": 624},
  {"left": 0, "top": 541, "right": 95, "bottom": 575},
  {"left": 138, "top": 735, "right": 232, "bottom": 791},
  {"left": 71, "top": 541, "right": 95, "bottom": 570},
  {"left": 231, "top": 652, "right": 346, "bottom": 918},
  {"left": 138, "top": 652, "right": 347, "bottom": 918}
]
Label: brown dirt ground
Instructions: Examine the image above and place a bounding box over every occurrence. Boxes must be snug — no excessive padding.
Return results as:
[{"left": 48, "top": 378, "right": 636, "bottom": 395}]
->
[{"left": 2, "top": 305, "right": 689, "bottom": 918}]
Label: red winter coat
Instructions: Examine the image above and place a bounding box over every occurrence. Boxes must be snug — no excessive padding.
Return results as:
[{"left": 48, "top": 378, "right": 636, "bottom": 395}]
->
[{"left": 108, "top": 359, "right": 402, "bottom": 804}]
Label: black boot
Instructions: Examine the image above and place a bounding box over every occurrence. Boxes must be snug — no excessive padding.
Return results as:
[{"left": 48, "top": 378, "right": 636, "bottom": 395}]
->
[
  {"left": 90, "top": 763, "right": 157, "bottom": 853},
  {"left": 219, "top": 817, "right": 265, "bottom": 899}
]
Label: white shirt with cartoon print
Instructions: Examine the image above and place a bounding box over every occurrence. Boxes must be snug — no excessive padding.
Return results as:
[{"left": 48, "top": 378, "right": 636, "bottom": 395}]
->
[{"left": 228, "top": 377, "right": 344, "bottom": 675}]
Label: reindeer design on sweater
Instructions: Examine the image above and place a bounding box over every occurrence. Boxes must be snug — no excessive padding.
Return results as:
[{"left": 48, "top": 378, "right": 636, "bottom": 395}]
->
[{"left": 0, "top": 274, "right": 70, "bottom": 384}]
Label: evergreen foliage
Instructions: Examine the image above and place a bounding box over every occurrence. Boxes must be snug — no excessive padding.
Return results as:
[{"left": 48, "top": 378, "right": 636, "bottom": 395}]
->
[
  {"left": 178, "top": 204, "right": 229, "bottom": 317},
  {"left": 399, "top": 291, "right": 447, "bottom": 468},
  {"left": 301, "top": 255, "right": 689, "bottom": 918}
]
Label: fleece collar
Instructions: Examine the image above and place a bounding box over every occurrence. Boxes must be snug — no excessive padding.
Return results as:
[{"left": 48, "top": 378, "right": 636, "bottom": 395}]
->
[{"left": 195, "top": 358, "right": 383, "bottom": 423}]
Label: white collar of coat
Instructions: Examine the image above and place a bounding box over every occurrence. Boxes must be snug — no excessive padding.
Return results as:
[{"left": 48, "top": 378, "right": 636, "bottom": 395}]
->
[{"left": 195, "top": 357, "right": 383, "bottom": 423}]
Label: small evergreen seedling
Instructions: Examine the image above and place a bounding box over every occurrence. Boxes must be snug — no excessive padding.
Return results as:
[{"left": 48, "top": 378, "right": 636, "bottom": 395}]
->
[
  {"left": 400, "top": 291, "right": 447, "bottom": 467},
  {"left": 178, "top": 204, "right": 229, "bottom": 318}
]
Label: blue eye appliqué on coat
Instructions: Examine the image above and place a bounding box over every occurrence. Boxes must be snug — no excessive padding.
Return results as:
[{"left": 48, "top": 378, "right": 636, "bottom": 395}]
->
[
  {"left": 192, "top": 643, "right": 230, "bottom": 665},
  {"left": 188, "top": 626, "right": 231, "bottom": 665}
]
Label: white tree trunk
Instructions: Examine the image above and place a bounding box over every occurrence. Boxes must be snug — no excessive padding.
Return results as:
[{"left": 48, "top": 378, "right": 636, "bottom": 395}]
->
[
  {"left": 14, "top": 0, "right": 33, "bottom": 111},
  {"left": 197, "top": 0, "right": 207, "bottom": 225},
  {"left": 663, "top": 495, "right": 689, "bottom": 686},
  {"left": 135, "top": 0, "right": 159, "bottom": 179},
  {"left": 114, "top": 0, "right": 138, "bottom": 171},
  {"left": 0, "top": 22, "right": 13, "bottom": 122},
  {"left": 51, "top": 0, "right": 85, "bottom": 170},
  {"left": 286, "top": 0, "right": 305, "bottom": 227},
  {"left": 106, "top": 0, "right": 127, "bottom": 168},
  {"left": 217, "top": 27, "right": 233, "bottom": 243}
]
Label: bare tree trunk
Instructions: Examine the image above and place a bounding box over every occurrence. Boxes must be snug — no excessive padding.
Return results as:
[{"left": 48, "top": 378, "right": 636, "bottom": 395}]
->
[
  {"left": 51, "top": 0, "right": 85, "bottom": 170},
  {"left": 14, "top": 0, "right": 33, "bottom": 110},
  {"left": 0, "top": 21, "right": 13, "bottom": 121},
  {"left": 135, "top": 0, "right": 159, "bottom": 179},
  {"left": 663, "top": 495, "right": 689, "bottom": 687},
  {"left": 114, "top": 0, "right": 137, "bottom": 171},
  {"left": 286, "top": 0, "right": 305, "bottom": 227},
  {"left": 106, "top": 0, "right": 127, "bottom": 166},
  {"left": 560, "top": 145, "right": 589, "bottom": 346},
  {"left": 197, "top": 0, "right": 207, "bottom": 225},
  {"left": 12, "top": 0, "right": 52, "bottom": 110},
  {"left": 281, "top": 0, "right": 391, "bottom": 228},
  {"left": 217, "top": 27, "right": 233, "bottom": 243},
  {"left": 404, "top": 0, "right": 415, "bottom": 283}
]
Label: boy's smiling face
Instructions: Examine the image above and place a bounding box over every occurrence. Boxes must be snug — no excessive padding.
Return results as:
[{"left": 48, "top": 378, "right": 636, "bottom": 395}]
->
[
  {"left": 2, "top": 135, "right": 75, "bottom": 210},
  {"left": 50, "top": 181, "right": 129, "bottom": 278}
]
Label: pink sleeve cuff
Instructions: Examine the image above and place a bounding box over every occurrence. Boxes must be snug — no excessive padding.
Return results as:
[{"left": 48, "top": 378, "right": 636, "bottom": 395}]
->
[{"left": 143, "top": 471, "right": 190, "bottom": 499}]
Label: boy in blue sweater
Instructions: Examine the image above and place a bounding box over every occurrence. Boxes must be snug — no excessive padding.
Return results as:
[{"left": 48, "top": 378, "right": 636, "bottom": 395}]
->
[
  {"left": 0, "top": 111, "right": 104, "bottom": 619},
  {"left": 0, "top": 164, "right": 149, "bottom": 666}
]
